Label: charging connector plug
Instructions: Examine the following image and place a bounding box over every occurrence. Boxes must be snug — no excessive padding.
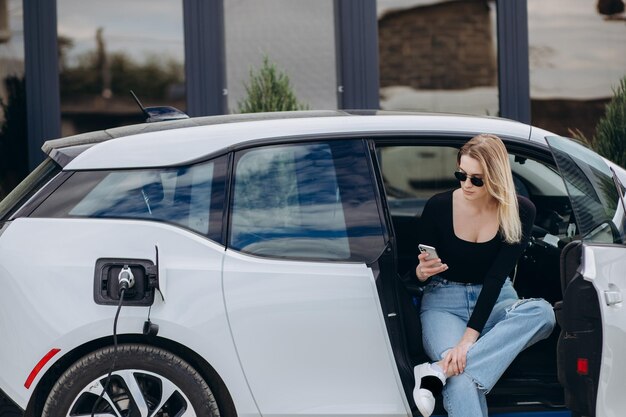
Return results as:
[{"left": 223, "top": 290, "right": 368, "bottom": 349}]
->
[{"left": 117, "top": 265, "right": 135, "bottom": 295}]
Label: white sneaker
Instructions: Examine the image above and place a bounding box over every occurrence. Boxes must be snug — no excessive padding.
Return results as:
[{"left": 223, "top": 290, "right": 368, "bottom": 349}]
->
[{"left": 413, "top": 363, "right": 446, "bottom": 417}]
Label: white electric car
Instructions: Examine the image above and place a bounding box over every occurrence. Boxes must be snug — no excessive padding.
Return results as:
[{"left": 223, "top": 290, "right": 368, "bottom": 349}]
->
[{"left": 0, "top": 111, "right": 624, "bottom": 417}]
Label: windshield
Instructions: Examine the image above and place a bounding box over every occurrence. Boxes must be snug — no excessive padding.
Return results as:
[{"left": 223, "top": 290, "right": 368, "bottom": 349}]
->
[
  {"left": 0, "top": 158, "right": 62, "bottom": 221},
  {"left": 546, "top": 136, "right": 625, "bottom": 245}
]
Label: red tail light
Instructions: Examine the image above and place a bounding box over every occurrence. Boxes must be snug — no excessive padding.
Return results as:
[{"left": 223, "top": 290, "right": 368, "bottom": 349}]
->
[{"left": 577, "top": 358, "right": 589, "bottom": 375}]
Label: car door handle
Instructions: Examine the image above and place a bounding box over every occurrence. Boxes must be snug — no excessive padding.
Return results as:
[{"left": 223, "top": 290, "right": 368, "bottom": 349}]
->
[{"left": 604, "top": 290, "right": 623, "bottom": 306}]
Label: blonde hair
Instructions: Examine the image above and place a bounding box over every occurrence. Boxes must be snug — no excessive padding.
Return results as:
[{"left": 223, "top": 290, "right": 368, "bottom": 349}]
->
[{"left": 458, "top": 134, "right": 521, "bottom": 244}]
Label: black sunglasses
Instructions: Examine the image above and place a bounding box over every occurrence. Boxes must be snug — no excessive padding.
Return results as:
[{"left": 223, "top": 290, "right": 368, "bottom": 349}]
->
[{"left": 454, "top": 171, "right": 484, "bottom": 187}]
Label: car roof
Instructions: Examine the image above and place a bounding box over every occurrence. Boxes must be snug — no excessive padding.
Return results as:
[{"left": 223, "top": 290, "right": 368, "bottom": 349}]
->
[{"left": 46, "top": 111, "right": 544, "bottom": 170}]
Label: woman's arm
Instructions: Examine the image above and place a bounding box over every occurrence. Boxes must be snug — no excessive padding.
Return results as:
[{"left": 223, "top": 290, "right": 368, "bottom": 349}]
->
[
  {"left": 414, "top": 193, "right": 447, "bottom": 282},
  {"left": 442, "top": 327, "right": 480, "bottom": 376}
]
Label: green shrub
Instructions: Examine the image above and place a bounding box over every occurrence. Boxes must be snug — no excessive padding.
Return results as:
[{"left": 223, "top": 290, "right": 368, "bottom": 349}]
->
[
  {"left": 594, "top": 77, "right": 626, "bottom": 168},
  {"left": 237, "top": 56, "right": 308, "bottom": 113},
  {"left": 574, "top": 76, "right": 626, "bottom": 168}
]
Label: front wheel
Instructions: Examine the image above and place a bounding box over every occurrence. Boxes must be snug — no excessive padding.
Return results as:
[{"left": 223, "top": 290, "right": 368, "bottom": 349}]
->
[{"left": 42, "top": 344, "right": 220, "bottom": 417}]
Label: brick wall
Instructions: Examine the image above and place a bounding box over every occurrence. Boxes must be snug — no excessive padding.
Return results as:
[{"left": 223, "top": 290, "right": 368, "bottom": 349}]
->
[{"left": 379, "top": 0, "right": 496, "bottom": 90}]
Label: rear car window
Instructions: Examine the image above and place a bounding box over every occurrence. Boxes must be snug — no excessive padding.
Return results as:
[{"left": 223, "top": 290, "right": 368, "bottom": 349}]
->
[{"left": 30, "top": 157, "right": 227, "bottom": 243}]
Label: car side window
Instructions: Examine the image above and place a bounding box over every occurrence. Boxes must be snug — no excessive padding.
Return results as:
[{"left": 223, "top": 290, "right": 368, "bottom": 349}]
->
[
  {"left": 379, "top": 144, "right": 579, "bottom": 244},
  {"left": 230, "top": 140, "right": 385, "bottom": 262},
  {"left": 379, "top": 146, "right": 459, "bottom": 216},
  {"left": 29, "top": 157, "right": 227, "bottom": 243}
]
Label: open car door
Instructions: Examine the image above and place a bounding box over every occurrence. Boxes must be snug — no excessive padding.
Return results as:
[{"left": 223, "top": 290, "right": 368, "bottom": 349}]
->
[{"left": 547, "top": 136, "right": 626, "bottom": 417}]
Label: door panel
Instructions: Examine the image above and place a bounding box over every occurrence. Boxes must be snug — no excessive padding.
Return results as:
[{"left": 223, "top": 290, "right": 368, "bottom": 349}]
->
[
  {"left": 222, "top": 249, "right": 408, "bottom": 417},
  {"left": 222, "top": 139, "right": 406, "bottom": 416},
  {"left": 546, "top": 135, "right": 626, "bottom": 417},
  {"left": 556, "top": 241, "right": 601, "bottom": 416},
  {"left": 582, "top": 245, "right": 626, "bottom": 417}
]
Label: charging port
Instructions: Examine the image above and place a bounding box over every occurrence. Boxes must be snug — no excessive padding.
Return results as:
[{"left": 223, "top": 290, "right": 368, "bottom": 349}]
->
[{"left": 93, "top": 258, "right": 157, "bottom": 306}]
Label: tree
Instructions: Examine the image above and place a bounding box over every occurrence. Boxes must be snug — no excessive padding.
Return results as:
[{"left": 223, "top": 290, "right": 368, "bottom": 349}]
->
[
  {"left": 574, "top": 77, "right": 626, "bottom": 168},
  {"left": 237, "top": 56, "right": 308, "bottom": 113}
]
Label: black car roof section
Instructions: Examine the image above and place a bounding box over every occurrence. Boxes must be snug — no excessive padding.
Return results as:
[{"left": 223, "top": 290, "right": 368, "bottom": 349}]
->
[{"left": 41, "top": 110, "right": 355, "bottom": 155}]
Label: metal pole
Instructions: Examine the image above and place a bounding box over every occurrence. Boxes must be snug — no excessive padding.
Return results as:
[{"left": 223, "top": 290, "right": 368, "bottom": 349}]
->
[
  {"left": 183, "top": 0, "right": 227, "bottom": 116},
  {"left": 23, "top": 0, "right": 61, "bottom": 169},
  {"left": 497, "top": 0, "right": 531, "bottom": 123},
  {"left": 335, "top": 0, "right": 380, "bottom": 110}
]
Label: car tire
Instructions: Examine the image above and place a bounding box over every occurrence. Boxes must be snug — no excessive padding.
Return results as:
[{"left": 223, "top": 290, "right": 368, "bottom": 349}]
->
[{"left": 42, "top": 344, "right": 220, "bottom": 417}]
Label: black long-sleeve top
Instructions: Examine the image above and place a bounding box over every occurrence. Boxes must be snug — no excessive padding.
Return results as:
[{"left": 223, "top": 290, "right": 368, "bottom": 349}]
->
[{"left": 419, "top": 189, "right": 536, "bottom": 333}]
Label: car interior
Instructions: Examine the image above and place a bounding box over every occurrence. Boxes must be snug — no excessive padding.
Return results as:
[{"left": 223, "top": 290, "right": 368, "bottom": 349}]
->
[{"left": 375, "top": 141, "right": 582, "bottom": 415}]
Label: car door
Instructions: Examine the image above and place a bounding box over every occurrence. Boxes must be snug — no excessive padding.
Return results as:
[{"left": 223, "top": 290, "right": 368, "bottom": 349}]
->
[
  {"left": 547, "top": 135, "right": 626, "bottom": 417},
  {"left": 222, "top": 139, "right": 410, "bottom": 417}
]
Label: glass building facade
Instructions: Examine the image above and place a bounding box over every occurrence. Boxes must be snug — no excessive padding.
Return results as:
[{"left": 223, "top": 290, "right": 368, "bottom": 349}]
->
[
  {"left": 57, "top": 0, "right": 186, "bottom": 136},
  {"left": 224, "top": 0, "right": 338, "bottom": 112},
  {"left": 378, "top": 0, "right": 499, "bottom": 116},
  {"left": 1, "top": 0, "right": 623, "bottom": 201},
  {"left": 0, "top": 0, "right": 27, "bottom": 197},
  {"left": 528, "top": 0, "right": 626, "bottom": 139}
]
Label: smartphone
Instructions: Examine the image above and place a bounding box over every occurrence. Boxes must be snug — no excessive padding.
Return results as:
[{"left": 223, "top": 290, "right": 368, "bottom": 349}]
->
[{"left": 418, "top": 244, "right": 440, "bottom": 261}]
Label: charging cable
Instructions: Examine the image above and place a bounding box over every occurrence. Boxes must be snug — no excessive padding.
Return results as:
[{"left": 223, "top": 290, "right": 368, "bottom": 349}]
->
[{"left": 91, "top": 266, "right": 134, "bottom": 416}]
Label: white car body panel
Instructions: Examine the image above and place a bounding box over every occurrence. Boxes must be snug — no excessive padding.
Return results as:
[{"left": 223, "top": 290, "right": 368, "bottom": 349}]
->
[
  {"left": 222, "top": 249, "right": 410, "bottom": 417},
  {"left": 582, "top": 245, "right": 626, "bottom": 417},
  {"left": 64, "top": 115, "right": 532, "bottom": 170},
  {"left": 0, "top": 218, "right": 260, "bottom": 416}
]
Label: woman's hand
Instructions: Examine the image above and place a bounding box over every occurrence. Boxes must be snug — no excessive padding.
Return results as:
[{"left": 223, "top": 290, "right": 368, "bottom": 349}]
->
[
  {"left": 442, "top": 328, "right": 480, "bottom": 376},
  {"left": 416, "top": 252, "right": 448, "bottom": 282}
]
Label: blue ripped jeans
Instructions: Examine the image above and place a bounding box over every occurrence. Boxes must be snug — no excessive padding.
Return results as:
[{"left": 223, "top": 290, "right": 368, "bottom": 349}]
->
[{"left": 420, "top": 277, "right": 556, "bottom": 417}]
